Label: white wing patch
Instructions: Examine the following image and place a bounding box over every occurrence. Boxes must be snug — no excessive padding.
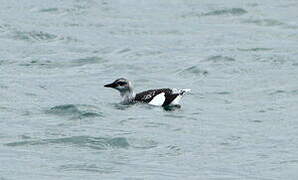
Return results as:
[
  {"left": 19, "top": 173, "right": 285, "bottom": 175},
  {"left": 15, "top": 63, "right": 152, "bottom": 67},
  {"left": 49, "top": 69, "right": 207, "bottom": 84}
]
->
[
  {"left": 170, "top": 95, "right": 182, "bottom": 105},
  {"left": 170, "top": 89, "right": 191, "bottom": 105},
  {"left": 149, "top": 92, "right": 165, "bottom": 106}
]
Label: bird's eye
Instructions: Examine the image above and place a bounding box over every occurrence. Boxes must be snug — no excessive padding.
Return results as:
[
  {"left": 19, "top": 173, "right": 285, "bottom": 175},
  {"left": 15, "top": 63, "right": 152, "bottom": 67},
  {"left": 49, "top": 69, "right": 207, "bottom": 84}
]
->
[{"left": 118, "top": 82, "right": 126, "bottom": 86}]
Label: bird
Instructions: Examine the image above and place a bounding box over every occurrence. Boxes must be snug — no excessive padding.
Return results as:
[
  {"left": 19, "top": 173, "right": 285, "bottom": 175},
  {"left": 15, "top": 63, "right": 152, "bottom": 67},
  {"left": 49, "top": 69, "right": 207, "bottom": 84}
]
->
[{"left": 104, "top": 78, "right": 191, "bottom": 107}]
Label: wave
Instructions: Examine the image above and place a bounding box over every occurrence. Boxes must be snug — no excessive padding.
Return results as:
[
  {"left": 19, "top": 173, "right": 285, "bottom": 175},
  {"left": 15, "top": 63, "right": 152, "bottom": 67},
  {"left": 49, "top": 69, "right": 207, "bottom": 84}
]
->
[
  {"left": 205, "top": 55, "right": 236, "bottom": 63},
  {"left": 19, "top": 56, "right": 105, "bottom": 68},
  {"left": 46, "top": 104, "right": 103, "bottom": 119},
  {"left": 202, "top": 8, "right": 247, "bottom": 16},
  {"left": 5, "top": 136, "right": 129, "bottom": 150},
  {"left": 182, "top": 8, "right": 247, "bottom": 18},
  {"left": 242, "top": 18, "right": 284, "bottom": 27},
  {"left": 178, "top": 65, "right": 208, "bottom": 77}
]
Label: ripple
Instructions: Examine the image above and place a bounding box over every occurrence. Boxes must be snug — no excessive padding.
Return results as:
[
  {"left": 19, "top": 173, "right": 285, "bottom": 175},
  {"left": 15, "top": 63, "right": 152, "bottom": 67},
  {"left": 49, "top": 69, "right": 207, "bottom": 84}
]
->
[
  {"left": 13, "top": 30, "right": 57, "bottom": 42},
  {"left": 220, "top": 136, "right": 241, "bottom": 147},
  {"left": 111, "top": 103, "right": 133, "bottom": 110},
  {"left": 47, "top": 104, "right": 80, "bottom": 115},
  {"left": 164, "top": 114, "right": 185, "bottom": 119},
  {"left": 202, "top": 8, "right": 247, "bottom": 16},
  {"left": 38, "top": 4, "right": 88, "bottom": 15},
  {"left": 64, "top": 5, "right": 88, "bottom": 15},
  {"left": 144, "top": 122, "right": 171, "bottom": 128},
  {"left": 39, "top": 8, "right": 59, "bottom": 13},
  {"left": 165, "top": 145, "right": 182, "bottom": 156},
  {"left": 242, "top": 19, "right": 284, "bottom": 27},
  {"left": 134, "top": 49, "right": 163, "bottom": 57},
  {"left": 5, "top": 136, "right": 129, "bottom": 150},
  {"left": 181, "top": 8, "right": 247, "bottom": 18},
  {"left": 178, "top": 66, "right": 208, "bottom": 78},
  {"left": 238, "top": 48, "right": 273, "bottom": 52},
  {"left": 278, "top": 160, "right": 298, "bottom": 165},
  {"left": 19, "top": 56, "right": 105, "bottom": 68},
  {"left": 19, "top": 60, "right": 50, "bottom": 67},
  {"left": 206, "top": 55, "right": 236, "bottom": 63},
  {"left": 0, "top": 84, "right": 8, "bottom": 89},
  {"left": 0, "top": 24, "right": 11, "bottom": 33},
  {"left": 71, "top": 56, "right": 105, "bottom": 66},
  {"left": 129, "top": 138, "right": 158, "bottom": 149},
  {"left": 117, "top": 48, "right": 131, "bottom": 54},
  {"left": 291, "top": 89, "right": 298, "bottom": 95},
  {"left": 11, "top": 30, "right": 78, "bottom": 43},
  {"left": 269, "top": 90, "right": 286, "bottom": 95},
  {"left": 46, "top": 104, "right": 103, "bottom": 119},
  {"left": 252, "top": 120, "right": 263, "bottom": 123},
  {"left": 59, "top": 163, "right": 118, "bottom": 174},
  {"left": 214, "top": 91, "right": 231, "bottom": 95}
]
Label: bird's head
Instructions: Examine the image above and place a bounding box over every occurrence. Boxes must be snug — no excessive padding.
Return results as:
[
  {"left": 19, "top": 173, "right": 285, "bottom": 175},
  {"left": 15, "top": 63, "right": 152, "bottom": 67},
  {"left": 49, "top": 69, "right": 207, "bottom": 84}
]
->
[{"left": 104, "top": 78, "right": 133, "bottom": 94}]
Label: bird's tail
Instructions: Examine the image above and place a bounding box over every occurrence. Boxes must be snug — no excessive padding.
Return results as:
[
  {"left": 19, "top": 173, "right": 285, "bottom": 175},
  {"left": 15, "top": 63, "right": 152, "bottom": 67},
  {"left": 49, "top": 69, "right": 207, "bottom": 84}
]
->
[{"left": 180, "top": 89, "right": 191, "bottom": 95}]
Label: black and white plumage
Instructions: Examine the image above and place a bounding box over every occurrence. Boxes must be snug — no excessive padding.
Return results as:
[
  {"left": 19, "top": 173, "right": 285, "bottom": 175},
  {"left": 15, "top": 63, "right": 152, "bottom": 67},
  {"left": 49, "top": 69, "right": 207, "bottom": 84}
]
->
[{"left": 104, "top": 78, "right": 190, "bottom": 107}]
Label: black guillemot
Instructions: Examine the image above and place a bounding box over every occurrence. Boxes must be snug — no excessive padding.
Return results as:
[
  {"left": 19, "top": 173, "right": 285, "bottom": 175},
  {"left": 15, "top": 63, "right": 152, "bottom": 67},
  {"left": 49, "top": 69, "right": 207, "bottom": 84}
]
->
[{"left": 104, "top": 78, "right": 191, "bottom": 107}]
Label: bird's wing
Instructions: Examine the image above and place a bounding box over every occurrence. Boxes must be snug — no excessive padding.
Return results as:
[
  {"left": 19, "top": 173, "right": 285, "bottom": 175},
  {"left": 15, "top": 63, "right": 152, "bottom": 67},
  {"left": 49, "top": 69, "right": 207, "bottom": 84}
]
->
[{"left": 135, "top": 88, "right": 180, "bottom": 106}]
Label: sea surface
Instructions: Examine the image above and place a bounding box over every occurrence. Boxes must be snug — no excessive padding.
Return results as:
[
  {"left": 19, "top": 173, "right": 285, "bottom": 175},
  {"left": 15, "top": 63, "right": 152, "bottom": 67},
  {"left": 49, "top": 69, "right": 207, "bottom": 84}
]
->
[{"left": 0, "top": 0, "right": 298, "bottom": 179}]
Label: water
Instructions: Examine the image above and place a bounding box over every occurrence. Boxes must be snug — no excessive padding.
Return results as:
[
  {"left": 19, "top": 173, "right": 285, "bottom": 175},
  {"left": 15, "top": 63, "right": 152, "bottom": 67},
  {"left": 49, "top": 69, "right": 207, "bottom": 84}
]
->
[{"left": 0, "top": 0, "right": 298, "bottom": 179}]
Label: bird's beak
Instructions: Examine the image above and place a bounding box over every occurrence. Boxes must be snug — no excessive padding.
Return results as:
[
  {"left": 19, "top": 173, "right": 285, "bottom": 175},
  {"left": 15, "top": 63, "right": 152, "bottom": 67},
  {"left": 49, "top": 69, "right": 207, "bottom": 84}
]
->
[{"left": 104, "top": 82, "right": 117, "bottom": 88}]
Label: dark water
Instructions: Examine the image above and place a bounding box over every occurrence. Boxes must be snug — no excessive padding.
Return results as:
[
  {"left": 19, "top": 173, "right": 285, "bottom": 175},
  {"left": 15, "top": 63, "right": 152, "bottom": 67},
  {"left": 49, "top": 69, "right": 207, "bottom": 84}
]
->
[{"left": 1, "top": 0, "right": 298, "bottom": 179}]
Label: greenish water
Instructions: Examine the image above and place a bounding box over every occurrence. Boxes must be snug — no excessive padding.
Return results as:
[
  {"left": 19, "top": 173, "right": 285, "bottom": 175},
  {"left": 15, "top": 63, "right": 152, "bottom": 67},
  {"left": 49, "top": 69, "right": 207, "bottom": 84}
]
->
[{"left": 0, "top": 0, "right": 298, "bottom": 179}]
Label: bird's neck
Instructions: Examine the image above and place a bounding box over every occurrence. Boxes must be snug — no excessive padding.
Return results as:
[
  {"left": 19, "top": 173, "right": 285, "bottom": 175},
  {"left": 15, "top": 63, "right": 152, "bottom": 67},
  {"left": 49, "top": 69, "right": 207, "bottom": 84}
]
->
[{"left": 120, "top": 89, "right": 135, "bottom": 103}]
